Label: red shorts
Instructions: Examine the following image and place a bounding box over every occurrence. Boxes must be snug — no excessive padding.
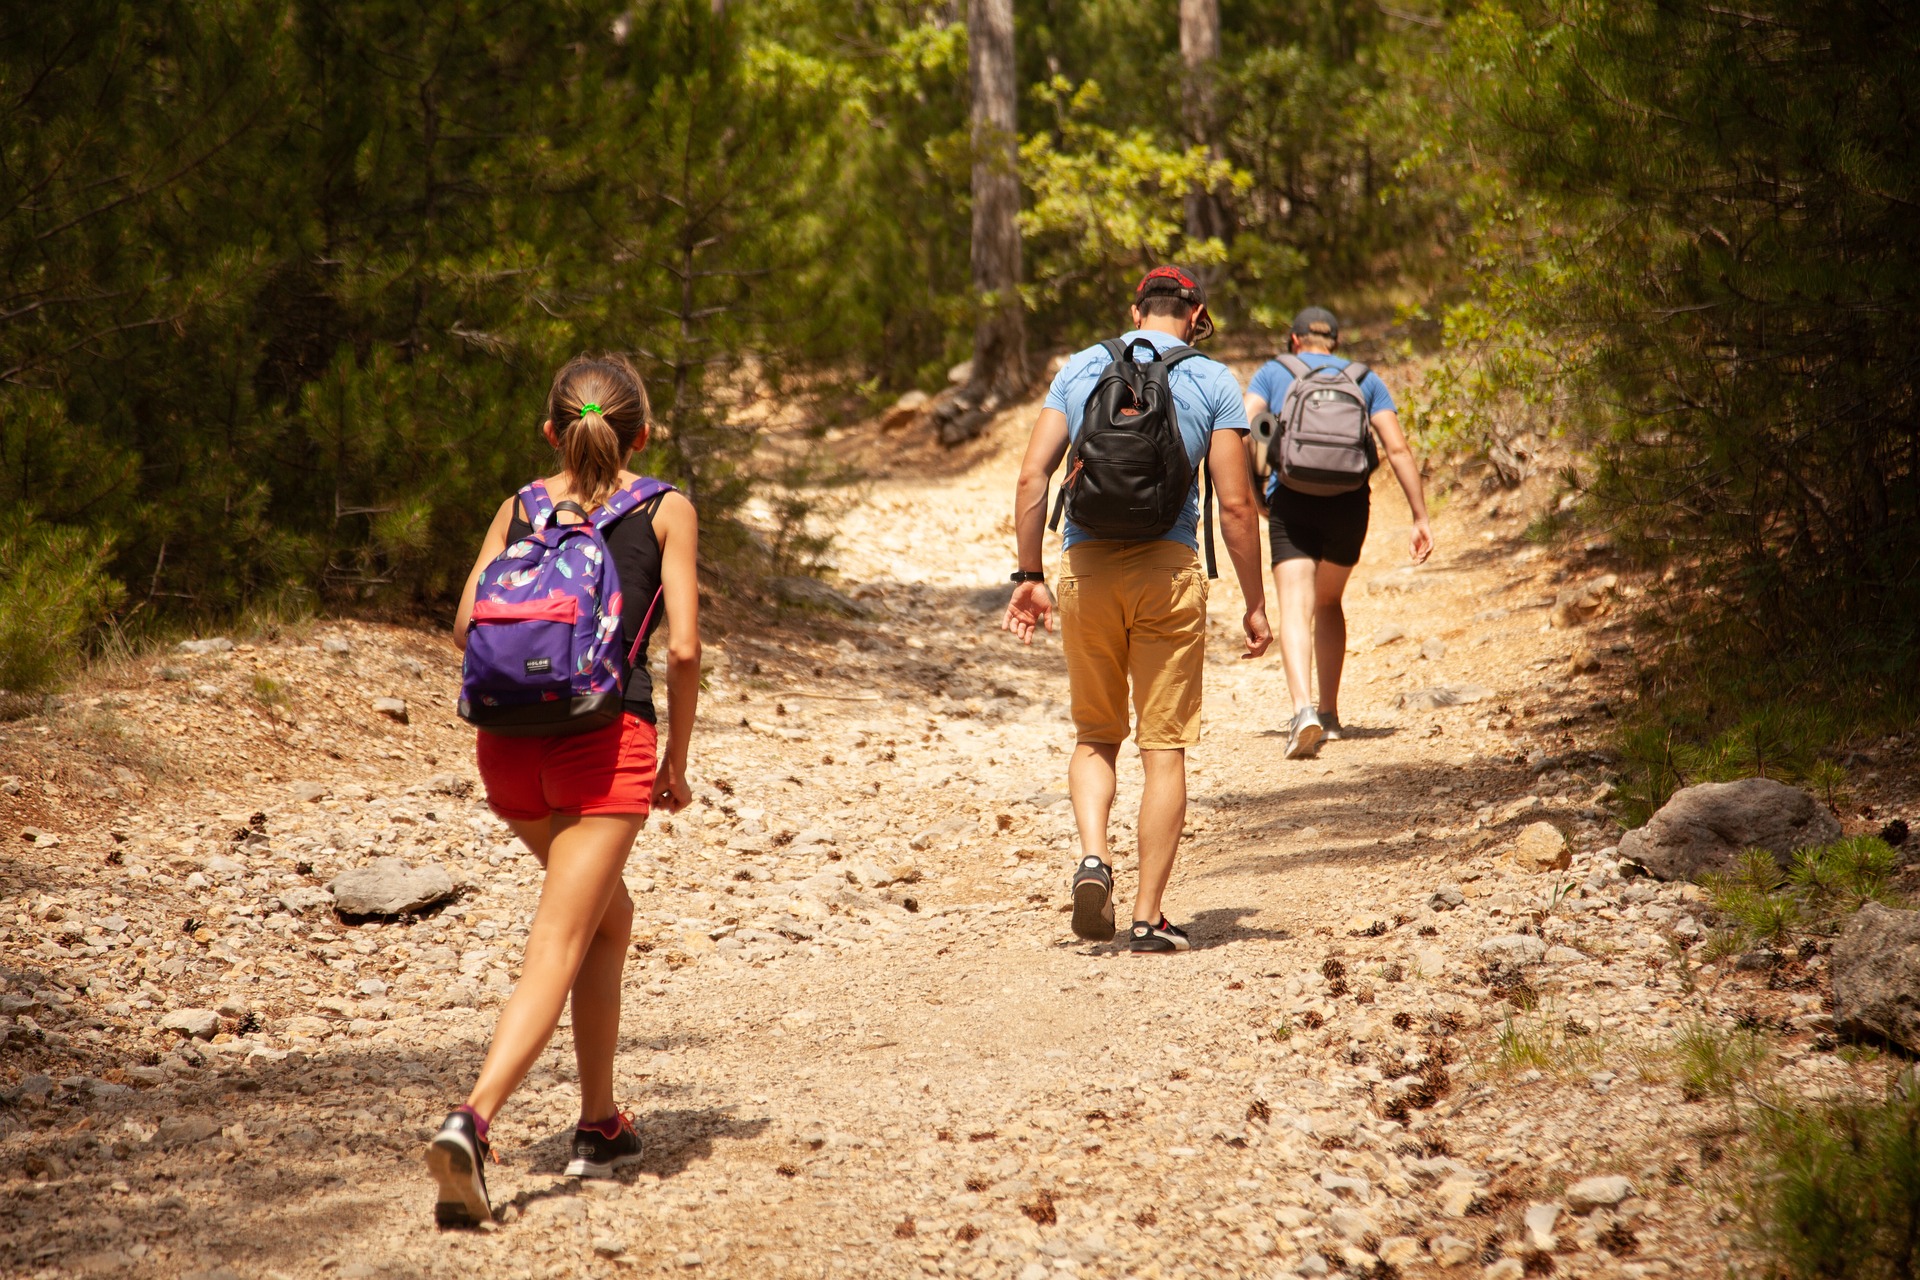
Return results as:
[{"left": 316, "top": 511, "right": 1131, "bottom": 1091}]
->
[{"left": 476, "top": 712, "right": 658, "bottom": 821}]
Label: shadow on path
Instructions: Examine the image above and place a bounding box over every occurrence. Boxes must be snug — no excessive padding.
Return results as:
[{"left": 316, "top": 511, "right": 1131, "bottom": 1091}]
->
[{"left": 516, "top": 1106, "right": 770, "bottom": 1180}]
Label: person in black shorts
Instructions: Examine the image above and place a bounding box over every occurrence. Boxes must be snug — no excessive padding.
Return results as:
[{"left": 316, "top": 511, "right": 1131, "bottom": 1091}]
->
[{"left": 1245, "top": 308, "right": 1434, "bottom": 758}]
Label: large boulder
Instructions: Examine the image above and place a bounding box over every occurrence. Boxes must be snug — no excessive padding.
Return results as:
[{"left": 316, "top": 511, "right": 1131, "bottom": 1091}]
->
[
  {"left": 1831, "top": 902, "right": 1920, "bottom": 1053},
  {"left": 329, "top": 857, "right": 455, "bottom": 917},
  {"left": 1619, "top": 778, "right": 1840, "bottom": 881}
]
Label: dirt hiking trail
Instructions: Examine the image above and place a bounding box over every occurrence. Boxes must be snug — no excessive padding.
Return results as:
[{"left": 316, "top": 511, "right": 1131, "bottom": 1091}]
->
[{"left": 2, "top": 358, "right": 1873, "bottom": 1280}]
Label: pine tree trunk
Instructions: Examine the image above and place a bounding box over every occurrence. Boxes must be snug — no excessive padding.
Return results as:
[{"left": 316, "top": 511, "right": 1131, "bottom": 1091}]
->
[
  {"left": 1180, "top": 0, "right": 1230, "bottom": 253},
  {"left": 938, "top": 0, "right": 1026, "bottom": 446}
]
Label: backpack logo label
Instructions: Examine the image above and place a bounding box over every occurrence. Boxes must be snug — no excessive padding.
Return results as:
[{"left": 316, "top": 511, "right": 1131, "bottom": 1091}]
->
[{"left": 525, "top": 657, "right": 553, "bottom": 675}]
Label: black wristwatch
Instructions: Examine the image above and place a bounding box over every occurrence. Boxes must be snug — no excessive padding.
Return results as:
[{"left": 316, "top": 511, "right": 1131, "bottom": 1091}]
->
[{"left": 1009, "top": 569, "right": 1046, "bottom": 583}]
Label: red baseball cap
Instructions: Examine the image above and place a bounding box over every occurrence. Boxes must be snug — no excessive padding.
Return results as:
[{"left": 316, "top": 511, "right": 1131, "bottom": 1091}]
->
[
  {"left": 1134, "top": 265, "right": 1206, "bottom": 307},
  {"left": 1133, "top": 266, "right": 1214, "bottom": 342}
]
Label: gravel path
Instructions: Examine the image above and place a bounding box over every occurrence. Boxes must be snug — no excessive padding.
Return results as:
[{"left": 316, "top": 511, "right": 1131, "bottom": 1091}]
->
[{"left": 1, "top": 380, "right": 1879, "bottom": 1279}]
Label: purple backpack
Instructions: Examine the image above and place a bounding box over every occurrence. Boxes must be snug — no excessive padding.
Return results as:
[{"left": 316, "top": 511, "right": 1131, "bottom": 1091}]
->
[{"left": 459, "top": 476, "right": 674, "bottom": 737}]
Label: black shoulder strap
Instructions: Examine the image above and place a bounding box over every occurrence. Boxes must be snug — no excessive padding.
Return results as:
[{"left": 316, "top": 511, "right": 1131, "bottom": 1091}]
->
[
  {"left": 1161, "top": 343, "right": 1217, "bottom": 576},
  {"left": 1054, "top": 341, "right": 1133, "bottom": 531},
  {"left": 1201, "top": 458, "right": 1218, "bottom": 579}
]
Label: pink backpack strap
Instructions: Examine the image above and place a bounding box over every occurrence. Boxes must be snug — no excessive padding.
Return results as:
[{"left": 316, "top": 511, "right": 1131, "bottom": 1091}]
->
[
  {"left": 627, "top": 586, "right": 666, "bottom": 665},
  {"left": 604, "top": 477, "right": 676, "bottom": 664}
]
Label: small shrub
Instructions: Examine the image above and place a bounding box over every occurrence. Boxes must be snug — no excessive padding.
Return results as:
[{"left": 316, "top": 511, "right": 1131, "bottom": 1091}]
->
[
  {"left": 1787, "top": 836, "right": 1904, "bottom": 910},
  {"left": 1703, "top": 837, "right": 1905, "bottom": 953},
  {"left": 54, "top": 706, "right": 178, "bottom": 779},
  {"left": 0, "top": 524, "right": 124, "bottom": 699},
  {"left": 1672, "top": 1019, "right": 1769, "bottom": 1100},
  {"left": 1744, "top": 1081, "right": 1920, "bottom": 1279},
  {"left": 1614, "top": 720, "right": 1685, "bottom": 830},
  {"left": 1494, "top": 1016, "right": 1555, "bottom": 1073},
  {"left": 251, "top": 674, "right": 294, "bottom": 714}
]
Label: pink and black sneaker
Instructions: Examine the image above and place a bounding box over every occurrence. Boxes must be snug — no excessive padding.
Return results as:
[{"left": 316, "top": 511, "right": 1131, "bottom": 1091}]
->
[
  {"left": 427, "top": 1107, "right": 493, "bottom": 1226},
  {"left": 566, "top": 1110, "right": 644, "bottom": 1179},
  {"left": 1129, "top": 916, "right": 1192, "bottom": 954}
]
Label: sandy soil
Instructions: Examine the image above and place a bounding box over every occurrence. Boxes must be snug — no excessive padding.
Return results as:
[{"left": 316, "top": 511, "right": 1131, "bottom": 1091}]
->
[{"left": 1, "top": 359, "right": 1901, "bottom": 1280}]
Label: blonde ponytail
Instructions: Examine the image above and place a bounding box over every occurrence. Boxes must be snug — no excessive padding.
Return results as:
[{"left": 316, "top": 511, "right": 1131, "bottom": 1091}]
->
[
  {"left": 545, "top": 354, "right": 651, "bottom": 509},
  {"left": 563, "top": 407, "right": 623, "bottom": 506}
]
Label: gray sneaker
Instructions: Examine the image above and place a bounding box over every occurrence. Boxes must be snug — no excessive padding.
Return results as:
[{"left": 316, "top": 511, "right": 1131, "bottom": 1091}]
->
[
  {"left": 1319, "top": 711, "right": 1343, "bottom": 741},
  {"left": 1284, "top": 706, "right": 1325, "bottom": 760}
]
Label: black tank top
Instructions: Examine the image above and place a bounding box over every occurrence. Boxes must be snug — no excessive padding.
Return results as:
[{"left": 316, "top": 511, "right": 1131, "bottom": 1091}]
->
[{"left": 508, "top": 492, "right": 667, "bottom": 723}]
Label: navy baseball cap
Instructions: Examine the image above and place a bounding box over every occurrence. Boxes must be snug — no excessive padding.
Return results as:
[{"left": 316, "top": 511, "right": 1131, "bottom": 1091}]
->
[{"left": 1290, "top": 306, "right": 1339, "bottom": 341}]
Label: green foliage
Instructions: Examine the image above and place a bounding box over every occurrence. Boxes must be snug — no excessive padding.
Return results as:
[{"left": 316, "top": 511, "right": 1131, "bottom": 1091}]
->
[
  {"left": 0, "top": 524, "right": 125, "bottom": 698},
  {"left": 1700, "top": 837, "right": 1905, "bottom": 954},
  {"left": 1017, "top": 0, "right": 1460, "bottom": 333},
  {"left": 0, "top": 0, "right": 899, "bottom": 628},
  {"left": 1612, "top": 720, "right": 1684, "bottom": 831},
  {"left": 1435, "top": 0, "right": 1920, "bottom": 703},
  {"left": 0, "top": 0, "right": 1468, "bottom": 647},
  {"left": 1787, "top": 838, "right": 1905, "bottom": 913},
  {"left": 1018, "top": 77, "right": 1241, "bottom": 333},
  {"left": 1743, "top": 1080, "right": 1920, "bottom": 1280}
]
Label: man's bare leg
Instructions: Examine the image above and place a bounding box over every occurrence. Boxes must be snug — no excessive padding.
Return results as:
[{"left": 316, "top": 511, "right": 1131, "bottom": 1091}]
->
[
  {"left": 1132, "top": 748, "right": 1187, "bottom": 924},
  {"left": 1068, "top": 742, "right": 1120, "bottom": 864},
  {"left": 1273, "top": 558, "right": 1319, "bottom": 711},
  {"left": 1067, "top": 742, "right": 1123, "bottom": 941},
  {"left": 1312, "top": 560, "right": 1356, "bottom": 717}
]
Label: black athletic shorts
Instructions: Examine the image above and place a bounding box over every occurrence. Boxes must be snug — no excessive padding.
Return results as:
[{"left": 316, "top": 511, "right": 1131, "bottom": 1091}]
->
[{"left": 1267, "top": 483, "right": 1370, "bottom": 567}]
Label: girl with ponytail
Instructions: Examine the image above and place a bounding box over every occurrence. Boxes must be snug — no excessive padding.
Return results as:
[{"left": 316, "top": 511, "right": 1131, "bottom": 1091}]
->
[{"left": 431, "top": 355, "right": 701, "bottom": 1224}]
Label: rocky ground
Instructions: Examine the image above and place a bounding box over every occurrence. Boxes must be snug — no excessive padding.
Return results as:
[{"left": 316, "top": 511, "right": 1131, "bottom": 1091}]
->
[{"left": 3, "top": 358, "right": 1915, "bottom": 1280}]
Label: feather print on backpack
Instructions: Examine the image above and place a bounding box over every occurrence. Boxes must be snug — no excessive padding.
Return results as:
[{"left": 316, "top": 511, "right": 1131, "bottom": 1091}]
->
[{"left": 458, "top": 476, "right": 674, "bottom": 738}]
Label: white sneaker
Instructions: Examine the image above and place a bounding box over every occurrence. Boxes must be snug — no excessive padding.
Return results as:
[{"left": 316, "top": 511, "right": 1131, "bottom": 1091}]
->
[{"left": 1285, "top": 706, "right": 1324, "bottom": 760}]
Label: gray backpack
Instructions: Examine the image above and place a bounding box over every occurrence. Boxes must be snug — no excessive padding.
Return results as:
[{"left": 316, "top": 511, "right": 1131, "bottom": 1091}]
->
[{"left": 1265, "top": 355, "right": 1379, "bottom": 496}]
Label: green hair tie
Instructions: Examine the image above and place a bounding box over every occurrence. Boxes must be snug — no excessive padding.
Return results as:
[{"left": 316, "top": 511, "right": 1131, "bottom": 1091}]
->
[{"left": 579, "top": 403, "right": 602, "bottom": 415}]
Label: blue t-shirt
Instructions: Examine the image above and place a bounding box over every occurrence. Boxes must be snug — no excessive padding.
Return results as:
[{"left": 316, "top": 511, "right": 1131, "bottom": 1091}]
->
[
  {"left": 1247, "top": 353, "right": 1396, "bottom": 502},
  {"left": 1045, "top": 330, "right": 1249, "bottom": 550}
]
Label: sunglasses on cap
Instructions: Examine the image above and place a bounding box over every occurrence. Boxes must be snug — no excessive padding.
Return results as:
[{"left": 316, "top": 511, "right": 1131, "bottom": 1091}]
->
[{"left": 1134, "top": 267, "right": 1216, "bottom": 343}]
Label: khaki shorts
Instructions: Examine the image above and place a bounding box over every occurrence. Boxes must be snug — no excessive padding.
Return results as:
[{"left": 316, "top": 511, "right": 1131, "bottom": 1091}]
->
[{"left": 1057, "top": 540, "right": 1208, "bottom": 750}]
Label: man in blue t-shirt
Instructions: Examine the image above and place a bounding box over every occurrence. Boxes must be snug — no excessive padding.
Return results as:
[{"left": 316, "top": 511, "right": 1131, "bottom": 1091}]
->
[
  {"left": 1245, "top": 307, "right": 1434, "bottom": 760},
  {"left": 1004, "top": 267, "right": 1270, "bottom": 954}
]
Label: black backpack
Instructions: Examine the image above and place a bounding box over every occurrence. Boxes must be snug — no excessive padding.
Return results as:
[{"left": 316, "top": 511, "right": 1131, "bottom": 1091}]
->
[{"left": 1048, "top": 338, "right": 1218, "bottom": 576}]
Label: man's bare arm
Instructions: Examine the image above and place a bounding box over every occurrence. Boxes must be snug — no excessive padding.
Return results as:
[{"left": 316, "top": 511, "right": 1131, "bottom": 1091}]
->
[
  {"left": 1207, "top": 428, "right": 1272, "bottom": 658},
  {"left": 1004, "top": 407, "right": 1072, "bottom": 644},
  {"left": 1372, "top": 409, "right": 1433, "bottom": 563}
]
